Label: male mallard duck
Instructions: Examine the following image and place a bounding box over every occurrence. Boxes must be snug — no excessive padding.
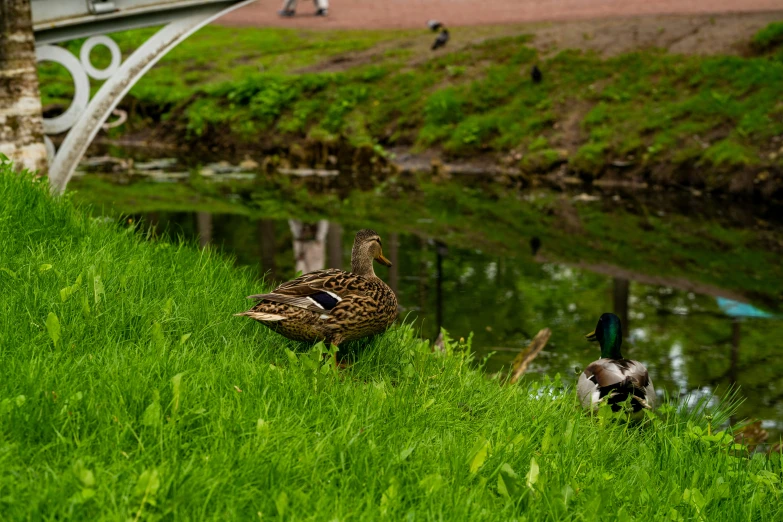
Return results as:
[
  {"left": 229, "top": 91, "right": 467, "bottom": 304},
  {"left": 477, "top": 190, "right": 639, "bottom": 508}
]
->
[
  {"left": 236, "top": 229, "right": 398, "bottom": 348},
  {"left": 577, "top": 313, "right": 655, "bottom": 412}
]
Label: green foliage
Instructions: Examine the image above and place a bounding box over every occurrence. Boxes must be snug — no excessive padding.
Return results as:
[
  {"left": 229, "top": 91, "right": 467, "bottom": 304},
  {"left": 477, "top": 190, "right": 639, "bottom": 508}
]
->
[
  {"left": 571, "top": 141, "right": 608, "bottom": 173},
  {"left": 424, "top": 88, "right": 465, "bottom": 126},
  {"left": 702, "top": 139, "right": 758, "bottom": 167},
  {"left": 752, "top": 21, "right": 783, "bottom": 52}
]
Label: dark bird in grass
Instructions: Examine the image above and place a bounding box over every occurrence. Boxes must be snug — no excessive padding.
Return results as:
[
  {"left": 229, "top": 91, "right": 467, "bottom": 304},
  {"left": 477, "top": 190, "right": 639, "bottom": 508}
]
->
[
  {"left": 427, "top": 19, "right": 443, "bottom": 31},
  {"left": 531, "top": 64, "right": 543, "bottom": 83},
  {"left": 432, "top": 29, "right": 449, "bottom": 51},
  {"left": 530, "top": 236, "right": 541, "bottom": 256},
  {"left": 577, "top": 313, "right": 656, "bottom": 414}
]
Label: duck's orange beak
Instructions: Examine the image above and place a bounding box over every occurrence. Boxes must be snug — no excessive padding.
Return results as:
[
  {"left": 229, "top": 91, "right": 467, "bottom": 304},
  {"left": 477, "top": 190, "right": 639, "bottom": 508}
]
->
[{"left": 376, "top": 252, "right": 392, "bottom": 267}]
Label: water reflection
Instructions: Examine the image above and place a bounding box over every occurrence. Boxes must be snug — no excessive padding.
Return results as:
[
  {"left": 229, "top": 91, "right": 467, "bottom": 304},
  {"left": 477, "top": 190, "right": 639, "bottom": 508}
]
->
[
  {"left": 258, "top": 219, "right": 277, "bottom": 280},
  {"left": 197, "top": 212, "right": 212, "bottom": 248},
  {"left": 289, "top": 220, "right": 329, "bottom": 274},
  {"left": 614, "top": 278, "right": 630, "bottom": 337},
  {"left": 133, "top": 210, "right": 783, "bottom": 439}
]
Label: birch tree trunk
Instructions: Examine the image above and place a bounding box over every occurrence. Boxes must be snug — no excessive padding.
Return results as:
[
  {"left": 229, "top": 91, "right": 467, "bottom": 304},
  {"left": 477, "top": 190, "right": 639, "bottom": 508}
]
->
[{"left": 0, "top": 0, "right": 47, "bottom": 173}]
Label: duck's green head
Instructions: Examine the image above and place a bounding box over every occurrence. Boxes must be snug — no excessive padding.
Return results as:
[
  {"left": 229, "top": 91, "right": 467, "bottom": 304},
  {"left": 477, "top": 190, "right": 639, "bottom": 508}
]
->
[{"left": 585, "top": 313, "right": 623, "bottom": 359}]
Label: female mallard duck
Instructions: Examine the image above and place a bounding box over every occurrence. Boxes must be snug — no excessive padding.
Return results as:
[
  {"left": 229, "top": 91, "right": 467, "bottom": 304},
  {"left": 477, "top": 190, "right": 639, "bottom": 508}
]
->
[
  {"left": 577, "top": 313, "right": 655, "bottom": 412},
  {"left": 236, "top": 229, "right": 398, "bottom": 348}
]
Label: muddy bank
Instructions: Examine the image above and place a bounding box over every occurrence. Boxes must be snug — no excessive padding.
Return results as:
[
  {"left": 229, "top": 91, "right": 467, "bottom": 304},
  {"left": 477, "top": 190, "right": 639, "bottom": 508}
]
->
[{"left": 86, "top": 129, "right": 783, "bottom": 202}]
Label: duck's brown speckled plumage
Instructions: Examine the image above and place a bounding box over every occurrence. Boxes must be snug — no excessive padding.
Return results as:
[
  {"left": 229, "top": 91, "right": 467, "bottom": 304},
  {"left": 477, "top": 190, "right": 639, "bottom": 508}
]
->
[{"left": 236, "top": 229, "right": 398, "bottom": 346}]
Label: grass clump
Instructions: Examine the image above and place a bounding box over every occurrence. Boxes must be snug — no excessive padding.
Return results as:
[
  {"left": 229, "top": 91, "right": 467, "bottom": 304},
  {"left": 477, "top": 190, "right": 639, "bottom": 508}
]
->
[
  {"left": 752, "top": 21, "right": 783, "bottom": 52},
  {"left": 1, "top": 161, "right": 783, "bottom": 519}
]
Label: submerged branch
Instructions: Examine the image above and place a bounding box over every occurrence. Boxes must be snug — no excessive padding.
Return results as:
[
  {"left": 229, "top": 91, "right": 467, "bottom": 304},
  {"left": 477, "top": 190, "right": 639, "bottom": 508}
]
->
[{"left": 510, "top": 328, "right": 551, "bottom": 384}]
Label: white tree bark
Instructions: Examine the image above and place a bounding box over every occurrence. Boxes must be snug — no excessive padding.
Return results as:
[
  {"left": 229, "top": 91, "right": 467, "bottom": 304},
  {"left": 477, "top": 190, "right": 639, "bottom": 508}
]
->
[{"left": 0, "top": 0, "right": 47, "bottom": 173}]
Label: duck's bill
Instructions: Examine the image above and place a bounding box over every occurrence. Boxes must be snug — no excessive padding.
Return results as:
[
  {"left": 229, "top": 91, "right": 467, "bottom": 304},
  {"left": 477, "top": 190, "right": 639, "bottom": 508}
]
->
[
  {"left": 376, "top": 253, "right": 392, "bottom": 267},
  {"left": 585, "top": 330, "right": 598, "bottom": 342}
]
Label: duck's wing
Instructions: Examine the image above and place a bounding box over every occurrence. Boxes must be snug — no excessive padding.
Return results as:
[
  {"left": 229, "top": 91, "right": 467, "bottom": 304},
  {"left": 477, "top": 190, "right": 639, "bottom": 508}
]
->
[
  {"left": 579, "top": 359, "right": 655, "bottom": 410},
  {"left": 621, "top": 360, "right": 655, "bottom": 410},
  {"left": 578, "top": 360, "right": 625, "bottom": 408},
  {"left": 623, "top": 360, "right": 653, "bottom": 392},
  {"left": 246, "top": 269, "right": 367, "bottom": 315}
]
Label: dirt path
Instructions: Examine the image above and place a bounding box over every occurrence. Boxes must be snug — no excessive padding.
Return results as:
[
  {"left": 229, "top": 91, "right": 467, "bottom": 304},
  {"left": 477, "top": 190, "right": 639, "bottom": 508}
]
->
[{"left": 219, "top": 0, "right": 783, "bottom": 30}]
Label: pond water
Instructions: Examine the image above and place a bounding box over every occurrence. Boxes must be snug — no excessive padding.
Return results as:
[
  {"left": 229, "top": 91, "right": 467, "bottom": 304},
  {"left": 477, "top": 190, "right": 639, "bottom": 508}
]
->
[{"left": 70, "top": 154, "right": 783, "bottom": 442}]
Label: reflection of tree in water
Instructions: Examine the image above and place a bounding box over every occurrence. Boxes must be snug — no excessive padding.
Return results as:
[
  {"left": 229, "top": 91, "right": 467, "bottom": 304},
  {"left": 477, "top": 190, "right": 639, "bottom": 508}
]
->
[
  {"left": 289, "top": 220, "right": 329, "bottom": 275},
  {"left": 633, "top": 287, "right": 783, "bottom": 437},
  {"left": 393, "top": 238, "right": 603, "bottom": 351},
  {"left": 197, "top": 212, "right": 212, "bottom": 248},
  {"left": 327, "top": 223, "right": 343, "bottom": 270},
  {"left": 613, "top": 278, "right": 629, "bottom": 336},
  {"left": 434, "top": 240, "right": 448, "bottom": 339},
  {"left": 388, "top": 233, "right": 399, "bottom": 295},
  {"left": 258, "top": 219, "right": 277, "bottom": 280}
]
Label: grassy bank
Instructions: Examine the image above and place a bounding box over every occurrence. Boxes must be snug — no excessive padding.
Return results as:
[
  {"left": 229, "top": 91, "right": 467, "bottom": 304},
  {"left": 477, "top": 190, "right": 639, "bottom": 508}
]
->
[
  {"left": 2, "top": 161, "right": 783, "bottom": 519},
  {"left": 41, "top": 22, "right": 783, "bottom": 196}
]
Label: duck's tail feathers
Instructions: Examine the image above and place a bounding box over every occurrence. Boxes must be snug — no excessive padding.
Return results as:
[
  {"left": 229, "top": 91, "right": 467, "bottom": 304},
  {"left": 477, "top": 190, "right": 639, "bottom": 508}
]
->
[{"left": 234, "top": 311, "right": 286, "bottom": 321}]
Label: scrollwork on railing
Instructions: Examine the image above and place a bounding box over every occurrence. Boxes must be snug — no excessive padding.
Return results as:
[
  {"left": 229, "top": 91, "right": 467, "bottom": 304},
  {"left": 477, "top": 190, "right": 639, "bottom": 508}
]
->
[
  {"left": 34, "top": 0, "right": 257, "bottom": 195},
  {"left": 36, "top": 35, "right": 123, "bottom": 162}
]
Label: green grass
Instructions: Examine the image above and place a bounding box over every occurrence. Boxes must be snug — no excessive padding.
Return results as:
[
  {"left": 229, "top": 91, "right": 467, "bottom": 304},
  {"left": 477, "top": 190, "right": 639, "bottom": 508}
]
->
[
  {"left": 2, "top": 162, "right": 783, "bottom": 519},
  {"left": 39, "top": 22, "right": 783, "bottom": 186}
]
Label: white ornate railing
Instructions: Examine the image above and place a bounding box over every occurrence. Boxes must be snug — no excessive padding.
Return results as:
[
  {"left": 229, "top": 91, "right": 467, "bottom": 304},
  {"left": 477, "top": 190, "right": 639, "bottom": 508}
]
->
[{"left": 32, "top": 0, "right": 256, "bottom": 194}]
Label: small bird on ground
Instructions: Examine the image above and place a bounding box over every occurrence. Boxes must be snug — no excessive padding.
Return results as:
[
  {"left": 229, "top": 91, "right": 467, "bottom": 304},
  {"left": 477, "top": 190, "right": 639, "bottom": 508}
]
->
[
  {"left": 427, "top": 20, "right": 443, "bottom": 31},
  {"left": 531, "top": 65, "right": 543, "bottom": 83},
  {"left": 236, "top": 229, "right": 398, "bottom": 351},
  {"left": 432, "top": 29, "right": 449, "bottom": 51},
  {"left": 577, "top": 313, "right": 655, "bottom": 413},
  {"left": 530, "top": 236, "right": 541, "bottom": 256}
]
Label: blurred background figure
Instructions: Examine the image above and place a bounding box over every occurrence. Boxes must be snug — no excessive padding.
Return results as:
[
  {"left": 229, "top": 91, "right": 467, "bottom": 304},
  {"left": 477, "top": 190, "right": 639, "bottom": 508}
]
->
[
  {"left": 432, "top": 28, "right": 449, "bottom": 50},
  {"left": 531, "top": 64, "right": 543, "bottom": 83},
  {"left": 279, "top": 0, "right": 328, "bottom": 17},
  {"left": 289, "top": 220, "right": 329, "bottom": 274}
]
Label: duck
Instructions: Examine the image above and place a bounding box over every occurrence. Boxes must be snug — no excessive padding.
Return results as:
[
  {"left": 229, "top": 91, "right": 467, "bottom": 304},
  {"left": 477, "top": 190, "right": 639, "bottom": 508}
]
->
[
  {"left": 236, "top": 229, "right": 398, "bottom": 349},
  {"left": 577, "top": 313, "right": 655, "bottom": 413}
]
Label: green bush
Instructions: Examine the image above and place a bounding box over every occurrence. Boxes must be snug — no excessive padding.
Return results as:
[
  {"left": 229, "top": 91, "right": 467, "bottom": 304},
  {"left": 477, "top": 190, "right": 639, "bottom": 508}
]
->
[
  {"left": 752, "top": 21, "right": 783, "bottom": 52},
  {"left": 424, "top": 88, "right": 465, "bottom": 126}
]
